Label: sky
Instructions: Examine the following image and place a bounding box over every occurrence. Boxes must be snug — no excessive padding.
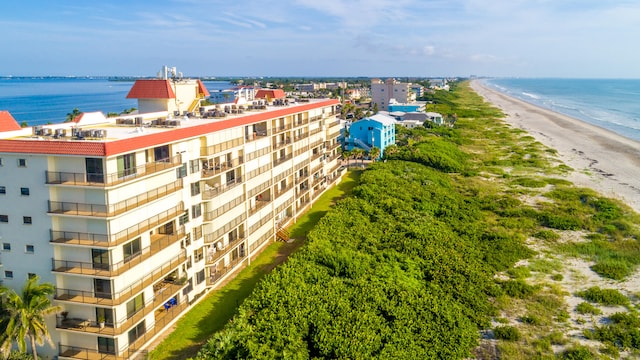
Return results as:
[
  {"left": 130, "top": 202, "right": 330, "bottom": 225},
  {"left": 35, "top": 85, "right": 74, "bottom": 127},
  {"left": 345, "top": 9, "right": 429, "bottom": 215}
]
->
[{"left": 1, "top": 0, "right": 640, "bottom": 78}]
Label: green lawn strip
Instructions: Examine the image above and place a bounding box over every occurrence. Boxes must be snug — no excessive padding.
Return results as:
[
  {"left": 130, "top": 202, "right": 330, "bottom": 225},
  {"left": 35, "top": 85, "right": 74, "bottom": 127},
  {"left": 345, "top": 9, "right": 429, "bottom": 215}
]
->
[{"left": 148, "top": 169, "right": 362, "bottom": 360}]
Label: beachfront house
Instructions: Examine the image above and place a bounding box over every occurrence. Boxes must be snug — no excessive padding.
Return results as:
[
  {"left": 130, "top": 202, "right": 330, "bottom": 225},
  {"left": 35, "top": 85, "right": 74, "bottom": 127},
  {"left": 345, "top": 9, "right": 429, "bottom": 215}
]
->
[{"left": 344, "top": 113, "right": 396, "bottom": 158}]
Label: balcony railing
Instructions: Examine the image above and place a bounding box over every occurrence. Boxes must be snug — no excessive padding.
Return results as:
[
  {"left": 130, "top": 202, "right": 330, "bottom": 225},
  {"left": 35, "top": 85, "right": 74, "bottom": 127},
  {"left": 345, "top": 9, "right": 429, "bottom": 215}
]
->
[
  {"left": 201, "top": 157, "right": 243, "bottom": 179},
  {"left": 45, "top": 155, "right": 182, "bottom": 187},
  {"left": 50, "top": 203, "right": 184, "bottom": 247},
  {"left": 272, "top": 123, "right": 292, "bottom": 134},
  {"left": 249, "top": 199, "right": 271, "bottom": 216},
  {"left": 48, "top": 180, "right": 183, "bottom": 217},
  {"left": 206, "top": 238, "right": 245, "bottom": 265},
  {"left": 55, "top": 280, "right": 184, "bottom": 336},
  {"left": 206, "top": 252, "right": 248, "bottom": 287},
  {"left": 203, "top": 195, "right": 245, "bottom": 222},
  {"left": 204, "top": 214, "right": 246, "bottom": 243},
  {"left": 200, "top": 137, "right": 244, "bottom": 156},
  {"left": 272, "top": 138, "right": 292, "bottom": 151},
  {"left": 202, "top": 176, "right": 243, "bottom": 200},
  {"left": 274, "top": 183, "right": 294, "bottom": 199},
  {"left": 250, "top": 231, "right": 273, "bottom": 252},
  {"left": 272, "top": 153, "right": 293, "bottom": 168},
  {"left": 58, "top": 302, "right": 187, "bottom": 359},
  {"left": 52, "top": 228, "right": 185, "bottom": 277},
  {"left": 54, "top": 251, "right": 186, "bottom": 306}
]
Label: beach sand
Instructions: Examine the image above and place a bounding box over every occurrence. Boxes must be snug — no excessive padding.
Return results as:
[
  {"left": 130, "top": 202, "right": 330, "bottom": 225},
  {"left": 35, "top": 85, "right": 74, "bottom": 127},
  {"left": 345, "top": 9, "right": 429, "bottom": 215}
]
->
[{"left": 470, "top": 80, "right": 640, "bottom": 213}]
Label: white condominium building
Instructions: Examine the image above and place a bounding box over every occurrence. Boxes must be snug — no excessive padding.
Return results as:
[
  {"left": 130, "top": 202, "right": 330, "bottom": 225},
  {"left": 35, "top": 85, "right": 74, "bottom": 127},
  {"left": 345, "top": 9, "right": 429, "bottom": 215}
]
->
[
  {"left": 370, "top": 78, "right": 412, "bottom": 111},
  {"left": 0, "top": 78, "right": 344, "bottom": 359}
]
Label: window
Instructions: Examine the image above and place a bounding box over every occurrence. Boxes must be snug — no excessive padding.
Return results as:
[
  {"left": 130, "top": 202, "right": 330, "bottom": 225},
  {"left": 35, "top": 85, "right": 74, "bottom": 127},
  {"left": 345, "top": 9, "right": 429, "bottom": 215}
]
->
[
  {"left": 0, "top": 158, "right": 3, "bottom": 166},
  {"left": 126, "top": 294, "right": 144, "bottom": 318},
  {"left": 128, "top": 320, "right": 146, "bottom": 345},
  {"left": 0, "top": 186, "right": 5, "bottom": 194},
  {"left": 92, "top": 249, "right": 109, "bottom": 270},
  {"left": 0, "top": 215, "right": 7, "bottom": 223},
  {"left": 190, "top": 182, "right": 200, "bottom": 196},
  {"left": 191, "top": 204, "right": 202, "bottom": 219},
  {"left": 193, "top": 226, "right": 202, "bottom": 240},
  {"left": 98, "top": 337, "right": 115, "bottom": 355},
  {"left": 153, "top": 145, "right": 170, "bottom": 162},
  {"left": 18, "top": 159, "right": 26, "bottom": 167},
  {"left": 20, "top": 187, "right": 29, "bottom": 196},
  {"left": 116, "top": 153, "right": 136, "bottom": 178},
  {"left": 25, "top": 245, "right": 34, "bottom": 253},
  {"left": 196, "top": 269, "right": 205, "bottom": 284},
  {"left": 2, "top": 243, "right": 10, "bottom": 251},
  {"left": 23, "top": 216, "right": 32, "bottom": 225},
  {"left": 179, "top": 210, "right": 189, "bottom": 225},
  {"left": 4, "top": 271, "right": 13, "bottom": 279},
  {"left": 123, "top": 238, "right": 141, "bottom": 263},
  {"left": 86, "top": 158, "right": 105, "bottom": 183},
  {"left": 176, "top": 163, "right": 187, "bottom": 178},
  {"left": 94, "top": 278, "right": 112, "bottom": 299},
  {"left": 189, "top": 159, "right": 200, "bottom": 174}
]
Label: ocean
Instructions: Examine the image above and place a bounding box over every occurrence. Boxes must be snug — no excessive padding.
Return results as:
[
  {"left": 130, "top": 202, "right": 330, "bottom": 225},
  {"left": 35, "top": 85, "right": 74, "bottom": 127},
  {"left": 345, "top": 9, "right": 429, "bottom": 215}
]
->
[
  {"left": 0, "top": 77, "right": 232, "bottom": 127},
  {"left": 484, "top": 78, "right": 640, "bottom": 142}
]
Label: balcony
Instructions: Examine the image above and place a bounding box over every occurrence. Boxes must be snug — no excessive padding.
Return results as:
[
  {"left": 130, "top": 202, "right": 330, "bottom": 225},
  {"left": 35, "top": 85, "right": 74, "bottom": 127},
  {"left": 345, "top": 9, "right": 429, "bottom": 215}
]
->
[
  {"left": 201, "top": 157, "right": 243, "bottom": 179},
  {"left": 206, "top": 252, "right": 248, "bottom": 287},
  {"left": 55, "top": 279, "right": 185, "bottom": 336},
  {"left": 274, "top": 183, "right": 294, "bottom": 199},
  {"left": 249, "top": 199, "right": 271, "bottom": 216},
  {"left": 205, "top": 238, "right": 245, "bottom": 265},
  {"left": 54, "top": 251, "right": 186, "bottom": 306},
  {"left": 272, "top": 138, "right": 292, "bottom": 151},
  {"left": 272, "top": 154, "right": 293, "bottom": 168},
  {"left": 45, "top": 155, "right": 182, "bottom": 187},
  {"left": 52, "top": 228, "right": 185, "bottom": 277},
  {"left": 204, "top": 214, "right": 246, "bottom": 244},
  {"left": 50, "top": 203, "right": 184, "bottom": 247},
  {"left": 202, "top": 176, "right": 243, "bottom": 200},
  {"left": 48, "top": 180, "right": 183, "bottom": 217},
  {"left": 58, "top": 302, "right": 187, "bottom": 359},
  {"left": 200, "top": 137, "right": 243, "bottom": 157},
  {"left": 272, "top": 123, "right": 292, "bottom": 134}
]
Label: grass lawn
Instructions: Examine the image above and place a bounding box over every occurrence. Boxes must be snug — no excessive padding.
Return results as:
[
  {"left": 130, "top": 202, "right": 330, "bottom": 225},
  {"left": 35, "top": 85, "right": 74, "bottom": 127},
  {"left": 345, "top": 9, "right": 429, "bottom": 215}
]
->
[{"left": 148, "top": 169, "right": 362, "bottom": 360}]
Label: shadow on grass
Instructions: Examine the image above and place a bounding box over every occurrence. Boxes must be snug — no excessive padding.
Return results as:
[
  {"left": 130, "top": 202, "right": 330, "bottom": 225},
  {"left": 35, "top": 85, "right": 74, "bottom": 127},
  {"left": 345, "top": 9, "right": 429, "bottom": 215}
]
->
[{"left": 149, "top": 170, "right": 363, "bottom": 360}]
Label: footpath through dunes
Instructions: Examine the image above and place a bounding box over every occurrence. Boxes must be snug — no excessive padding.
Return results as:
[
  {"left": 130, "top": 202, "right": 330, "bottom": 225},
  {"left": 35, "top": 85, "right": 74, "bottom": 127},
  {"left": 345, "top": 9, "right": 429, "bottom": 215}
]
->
[{"left": 470, "top": 80, "right": 640, "bottom": 214}]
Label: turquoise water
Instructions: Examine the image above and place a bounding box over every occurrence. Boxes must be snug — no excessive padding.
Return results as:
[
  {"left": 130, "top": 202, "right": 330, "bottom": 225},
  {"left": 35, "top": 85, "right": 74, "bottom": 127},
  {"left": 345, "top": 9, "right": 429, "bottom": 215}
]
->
[
  {"left": 0, "top": 77, "right": 232, "bottom": 126},
  {"left": 485, "top": 78, "right": 640, "bottom": 142}
]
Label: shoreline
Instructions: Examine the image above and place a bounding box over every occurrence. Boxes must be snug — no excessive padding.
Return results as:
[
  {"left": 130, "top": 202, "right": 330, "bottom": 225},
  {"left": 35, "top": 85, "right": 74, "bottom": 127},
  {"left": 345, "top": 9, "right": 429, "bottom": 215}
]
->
[{"left": 470, "top": 80, "right": 640, "bottom": 213}]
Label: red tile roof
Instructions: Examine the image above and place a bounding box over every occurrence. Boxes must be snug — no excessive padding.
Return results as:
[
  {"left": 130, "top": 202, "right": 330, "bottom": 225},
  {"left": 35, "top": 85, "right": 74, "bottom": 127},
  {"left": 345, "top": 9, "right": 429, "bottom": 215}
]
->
[
  {"left": 197, "top": 79, "right": 210, "bottom": 97},
  {"left": 0, "top": 99, "right": 339, "bottom": 157},
  {"left": 255, "top": 89, "right": 286, "bottom": 100},
  {"left": 126, "top": 80, "right": 176, "bottom": 99},
  {"left": 0, "top": 111, "right": 22, "bottom": 132}
]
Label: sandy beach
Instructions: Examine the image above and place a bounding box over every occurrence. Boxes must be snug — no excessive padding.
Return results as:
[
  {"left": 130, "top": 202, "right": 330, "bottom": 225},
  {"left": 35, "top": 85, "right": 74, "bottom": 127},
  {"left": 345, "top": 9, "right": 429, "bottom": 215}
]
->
[{"left": 470, "top": 80, "right": 640, "bottom": 214}]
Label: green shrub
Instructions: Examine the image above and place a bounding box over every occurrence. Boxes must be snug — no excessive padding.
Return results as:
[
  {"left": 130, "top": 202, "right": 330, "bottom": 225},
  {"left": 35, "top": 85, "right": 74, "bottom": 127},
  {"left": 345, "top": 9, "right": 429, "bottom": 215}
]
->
[
  {"left": 591, "top": 259, "right": 633, "bottom": 280},
  {"left": 501, "top": 279, "right": 536, "bottom": 299},
  {"left": 551, "top": 273, "right": 564, "bottom": 281},
  {"left": 511, "top": 177, "right": 547, "bottom": 188},
  {"left": 576, "top": 302, "right": 602, "bottom": 315},
  {"left": 561, "top": 345, "right": 595, "bottom": 359},
  {"left": 533, "top": 229, "right": 560, "bottom": 241},
  {"left": 545, "top": 331, "right": 568, "bottom": 345},
  {"left": 576, "top": 287, "right": 629, "bottom": 306},
  {"left": 520, "top": 314, "right": 542, "bottom": 325},
  {"left": 494, "top": 325, "right": 521, "bottom": 341}
]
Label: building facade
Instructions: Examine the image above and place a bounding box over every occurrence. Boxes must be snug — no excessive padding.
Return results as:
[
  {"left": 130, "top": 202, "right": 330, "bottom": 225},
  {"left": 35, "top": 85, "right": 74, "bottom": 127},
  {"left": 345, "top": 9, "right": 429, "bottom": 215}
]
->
[
  {"left": 0, "top": 80, "right": 344, "bottom": 359},
  {"left": 344, "top": 113, "right": 396, "bottom": 158},
  {"left": 370, "top": 78, "right": 412, "bottom": 111}
]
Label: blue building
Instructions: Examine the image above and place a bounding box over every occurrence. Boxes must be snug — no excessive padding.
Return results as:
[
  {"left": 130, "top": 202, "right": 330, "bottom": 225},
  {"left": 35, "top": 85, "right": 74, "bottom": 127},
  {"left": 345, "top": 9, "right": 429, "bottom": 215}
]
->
[{"left": 344, "top": 113, "right": 396, "bottom": 158}]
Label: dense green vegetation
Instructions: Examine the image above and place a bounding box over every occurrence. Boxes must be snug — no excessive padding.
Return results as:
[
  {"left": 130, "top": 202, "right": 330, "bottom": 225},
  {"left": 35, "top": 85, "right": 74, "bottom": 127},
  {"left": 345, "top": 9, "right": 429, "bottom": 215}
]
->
[{"left": 190, "top": 81, "right": 640, "bottom": 359}]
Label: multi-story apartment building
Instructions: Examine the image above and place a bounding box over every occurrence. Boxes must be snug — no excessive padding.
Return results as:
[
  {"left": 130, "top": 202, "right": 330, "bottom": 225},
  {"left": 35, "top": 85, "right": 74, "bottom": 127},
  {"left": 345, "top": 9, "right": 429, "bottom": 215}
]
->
[
  {"left": 370, "top": 78, "right": 413, "bottom": 111},
  {"left": 0, "top": 77, "right": 344, "bottom": 359}
]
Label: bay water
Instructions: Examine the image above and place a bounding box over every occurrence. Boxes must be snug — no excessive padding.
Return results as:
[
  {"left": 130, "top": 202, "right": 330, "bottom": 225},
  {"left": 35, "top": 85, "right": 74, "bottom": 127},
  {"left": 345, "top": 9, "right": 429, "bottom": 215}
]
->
[{"left": 0, "top": 77, "right": 232, "bottom": 127}]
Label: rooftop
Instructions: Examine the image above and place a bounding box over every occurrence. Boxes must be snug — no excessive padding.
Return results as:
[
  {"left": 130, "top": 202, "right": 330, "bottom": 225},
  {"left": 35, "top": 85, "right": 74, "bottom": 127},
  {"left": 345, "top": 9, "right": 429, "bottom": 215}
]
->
[{"left": 0, "top": 98, "right": 338, "bottom": 157}]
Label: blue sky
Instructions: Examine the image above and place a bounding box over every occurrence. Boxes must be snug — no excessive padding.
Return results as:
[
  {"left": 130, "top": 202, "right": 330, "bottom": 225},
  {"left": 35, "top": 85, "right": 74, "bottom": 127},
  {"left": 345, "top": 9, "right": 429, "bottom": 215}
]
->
[{"left": 2, "top": 0, "right": 640, "bottom": 78}]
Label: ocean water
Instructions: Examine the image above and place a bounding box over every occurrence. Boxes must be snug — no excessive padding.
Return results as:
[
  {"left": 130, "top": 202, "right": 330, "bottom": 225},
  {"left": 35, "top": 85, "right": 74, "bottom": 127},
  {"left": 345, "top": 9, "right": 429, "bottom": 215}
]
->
[
  {"left": 0, "top": 77, "right": 232, "bottom": 127},
  {"left": 484, "top": 78, "right": 640, "bottom": 142}
]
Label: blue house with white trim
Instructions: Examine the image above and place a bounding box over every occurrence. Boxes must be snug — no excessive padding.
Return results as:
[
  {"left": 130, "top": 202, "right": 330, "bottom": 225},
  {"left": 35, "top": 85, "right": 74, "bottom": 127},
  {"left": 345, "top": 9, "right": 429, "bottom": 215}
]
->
[{"left": 344, "top": 113, "right": 396, "bottom": 158}]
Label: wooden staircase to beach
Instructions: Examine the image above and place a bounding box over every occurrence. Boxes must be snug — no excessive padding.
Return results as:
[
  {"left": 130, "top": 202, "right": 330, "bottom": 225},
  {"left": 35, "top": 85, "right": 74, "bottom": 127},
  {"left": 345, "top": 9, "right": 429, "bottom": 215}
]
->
[{"left": 276, "top": 227, "right": 290, "bottom": 242}]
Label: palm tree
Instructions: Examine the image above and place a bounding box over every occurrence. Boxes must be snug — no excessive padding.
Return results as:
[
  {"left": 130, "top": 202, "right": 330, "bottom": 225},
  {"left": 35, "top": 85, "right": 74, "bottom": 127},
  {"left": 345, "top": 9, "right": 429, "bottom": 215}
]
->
[
  {"left": 65, "top": 108, "right": 81, "bottom": 123},
  {"left": 369, "top": 147, "right": 381, "bottom": 162},
  {"left": 0, "top": 276, "right": 60, "bottom": 360},
  {"left": 341, "top": 149, "right": 352, "bottom": 167},
  {"left": 352, "top": 148, "right": 365, "bottom": 166}
]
